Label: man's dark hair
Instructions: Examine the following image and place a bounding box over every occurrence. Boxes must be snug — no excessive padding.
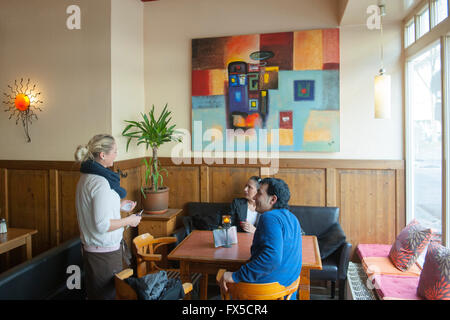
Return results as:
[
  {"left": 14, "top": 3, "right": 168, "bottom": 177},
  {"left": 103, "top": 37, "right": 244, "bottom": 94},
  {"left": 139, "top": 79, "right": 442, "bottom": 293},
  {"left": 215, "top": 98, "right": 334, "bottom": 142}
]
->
[{"left": 261, "top": 177, "right": 290, "bottom": 209}]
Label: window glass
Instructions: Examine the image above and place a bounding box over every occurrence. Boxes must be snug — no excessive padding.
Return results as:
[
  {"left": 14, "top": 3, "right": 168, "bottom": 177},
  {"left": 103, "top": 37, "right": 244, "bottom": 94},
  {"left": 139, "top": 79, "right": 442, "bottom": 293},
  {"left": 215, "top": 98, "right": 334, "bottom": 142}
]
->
[
  {"left": 432, "top": 0, "right": 448, "bottom": 26},
  {"left": 417, "top": 6, "right": 430, "bottom": 38},
  {"left": 405, "top": 19, "right": 415, "bottom": 47},
  {"left": 408, "top": 41, "right": 442, "bottom": 243}
]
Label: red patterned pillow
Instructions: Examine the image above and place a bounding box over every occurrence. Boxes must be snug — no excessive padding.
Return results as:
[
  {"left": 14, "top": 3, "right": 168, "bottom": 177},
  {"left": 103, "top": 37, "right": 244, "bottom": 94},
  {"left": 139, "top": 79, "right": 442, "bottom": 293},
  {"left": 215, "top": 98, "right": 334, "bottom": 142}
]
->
[
  {"left": 417, "top": 241, "right": 450, "bottom": 300},
  {"left": 388, "top": 219, "right": 432, "bottom": 271}
]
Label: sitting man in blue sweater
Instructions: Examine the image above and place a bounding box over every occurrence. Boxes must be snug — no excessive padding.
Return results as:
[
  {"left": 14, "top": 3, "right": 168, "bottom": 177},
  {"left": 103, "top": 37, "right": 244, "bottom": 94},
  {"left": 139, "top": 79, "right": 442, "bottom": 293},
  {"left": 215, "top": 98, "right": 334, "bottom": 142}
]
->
[{"left": 218, "top": 177, "right": 302, "bottom": 299}]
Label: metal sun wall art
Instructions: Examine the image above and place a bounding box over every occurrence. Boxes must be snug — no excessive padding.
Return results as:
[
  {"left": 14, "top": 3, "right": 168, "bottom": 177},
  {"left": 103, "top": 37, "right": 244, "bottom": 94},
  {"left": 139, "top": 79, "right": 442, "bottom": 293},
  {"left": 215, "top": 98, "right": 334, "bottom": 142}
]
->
[
  {"left": 191, "top": 29, "right": 340, "bottom": 152},
  {"left": 3, "top": 78, "right": 43, "bottom": 143}
]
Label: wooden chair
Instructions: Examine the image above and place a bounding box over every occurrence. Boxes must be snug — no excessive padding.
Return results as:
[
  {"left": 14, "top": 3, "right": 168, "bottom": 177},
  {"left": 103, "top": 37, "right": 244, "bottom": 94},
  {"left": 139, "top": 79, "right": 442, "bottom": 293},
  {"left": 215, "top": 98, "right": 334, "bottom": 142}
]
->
[
  {"left": 133, "top": 233, "right": 179, "bottom": 277},
  {"left": 216, "top": 269, "right": 300, "bottom": 300},
  {"left": 133, "top": 233, "right": 202, "bottom": 287},
  {"left": 115, "top": 268, "right": 192, "bottom": 300}
]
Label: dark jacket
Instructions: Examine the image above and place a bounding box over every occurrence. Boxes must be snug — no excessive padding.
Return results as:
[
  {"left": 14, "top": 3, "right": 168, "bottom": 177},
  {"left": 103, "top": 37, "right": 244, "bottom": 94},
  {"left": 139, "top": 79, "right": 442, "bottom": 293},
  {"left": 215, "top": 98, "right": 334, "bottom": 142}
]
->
[
  {"left": 125, "top": 271, "right": 185, "bottom": 300},
  {"left": 230, "top": 198, "right": 252, "bottom": 232}
]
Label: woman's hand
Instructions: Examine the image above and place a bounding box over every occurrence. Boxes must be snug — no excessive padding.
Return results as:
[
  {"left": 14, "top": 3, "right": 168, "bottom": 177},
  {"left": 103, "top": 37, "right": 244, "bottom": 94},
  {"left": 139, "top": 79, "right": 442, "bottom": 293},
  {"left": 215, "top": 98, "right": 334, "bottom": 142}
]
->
[
  {"left": 126, "top": 214, "right": 142, "bottom": 228},
  {"left": 120, "top": 200, "right": 137, "bottom": 212},
  {"left": 240, "top": 221, "right": 256, "bottom": 234}
]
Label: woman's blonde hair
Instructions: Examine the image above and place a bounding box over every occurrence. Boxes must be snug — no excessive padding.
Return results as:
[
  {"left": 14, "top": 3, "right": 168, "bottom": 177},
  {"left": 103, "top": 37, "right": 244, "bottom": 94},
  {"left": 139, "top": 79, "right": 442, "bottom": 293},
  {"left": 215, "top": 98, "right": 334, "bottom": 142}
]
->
[{"left": 74, "top": 134, "right": 116, "bottom": 162}]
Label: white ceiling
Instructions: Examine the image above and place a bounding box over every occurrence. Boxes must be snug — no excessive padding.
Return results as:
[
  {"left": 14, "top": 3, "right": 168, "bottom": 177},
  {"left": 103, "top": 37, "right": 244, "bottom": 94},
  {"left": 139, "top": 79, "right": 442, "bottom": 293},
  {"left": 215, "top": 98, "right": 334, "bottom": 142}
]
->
[{"left": 340, "top": 0, "right": 423, "bottom": 26}]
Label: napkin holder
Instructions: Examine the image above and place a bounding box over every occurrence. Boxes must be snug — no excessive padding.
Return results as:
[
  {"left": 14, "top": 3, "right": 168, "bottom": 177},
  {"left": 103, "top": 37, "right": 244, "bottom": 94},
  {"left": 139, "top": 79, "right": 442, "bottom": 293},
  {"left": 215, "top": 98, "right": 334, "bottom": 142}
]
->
[{"left": 213, "top": 226, "right": 238, "bottom": 248}]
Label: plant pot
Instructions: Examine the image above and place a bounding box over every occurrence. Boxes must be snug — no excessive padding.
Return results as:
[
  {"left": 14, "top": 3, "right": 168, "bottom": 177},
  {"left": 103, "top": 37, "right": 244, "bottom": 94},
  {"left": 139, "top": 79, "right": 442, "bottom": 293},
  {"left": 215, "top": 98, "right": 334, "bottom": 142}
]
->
[{"left": 142, "top": 186, "right": 169, "bottom": 214}]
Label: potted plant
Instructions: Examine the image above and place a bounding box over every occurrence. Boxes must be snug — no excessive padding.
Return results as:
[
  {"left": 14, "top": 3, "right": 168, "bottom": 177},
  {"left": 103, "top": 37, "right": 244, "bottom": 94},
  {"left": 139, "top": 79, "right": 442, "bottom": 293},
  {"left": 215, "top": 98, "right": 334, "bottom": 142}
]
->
[{"left": 122, "top": 104, "right": 182, "bottom": 214}]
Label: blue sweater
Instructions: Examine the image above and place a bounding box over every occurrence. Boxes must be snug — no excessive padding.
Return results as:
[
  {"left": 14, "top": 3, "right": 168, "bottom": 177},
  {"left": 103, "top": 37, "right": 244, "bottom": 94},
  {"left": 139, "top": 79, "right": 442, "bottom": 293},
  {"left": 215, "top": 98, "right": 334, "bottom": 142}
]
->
[{"left": 232, "top": 208, "right": 302, "bottom": 297}]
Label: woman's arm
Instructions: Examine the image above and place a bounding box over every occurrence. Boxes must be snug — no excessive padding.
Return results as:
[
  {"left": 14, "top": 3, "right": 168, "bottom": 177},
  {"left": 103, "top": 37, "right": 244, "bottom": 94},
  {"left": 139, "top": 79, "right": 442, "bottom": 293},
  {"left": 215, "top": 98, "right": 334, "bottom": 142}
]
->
[
  {"left": 92, "top": 181, "right": 141, "bottom": 233},
  {"left": 108, "top": 214, "right": 141, "bottom": 232}
]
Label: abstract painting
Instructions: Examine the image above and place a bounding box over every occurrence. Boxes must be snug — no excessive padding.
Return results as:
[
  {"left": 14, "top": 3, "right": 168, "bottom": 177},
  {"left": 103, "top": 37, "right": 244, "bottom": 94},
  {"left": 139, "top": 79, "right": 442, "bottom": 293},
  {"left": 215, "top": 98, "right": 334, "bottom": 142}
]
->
[{"left": 191, "top": 29, "right": 340, "bottom": 152}]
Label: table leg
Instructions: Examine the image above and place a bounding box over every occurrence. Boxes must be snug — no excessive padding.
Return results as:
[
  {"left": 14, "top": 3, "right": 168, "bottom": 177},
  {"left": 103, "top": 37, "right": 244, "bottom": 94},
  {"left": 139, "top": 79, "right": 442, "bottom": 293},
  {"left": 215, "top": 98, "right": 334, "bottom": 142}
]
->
[
  {"left": 200, "top": 273, "right": 209, "bottom": 300},
  {"left": 25, "top": 235, "right": 32, "bottom": 260},
  {"left": 298, "top": 268, "right": 310, "bottom": 300},
  {"left": 179, "top": 261, "right": 191, "bottom": 300}
]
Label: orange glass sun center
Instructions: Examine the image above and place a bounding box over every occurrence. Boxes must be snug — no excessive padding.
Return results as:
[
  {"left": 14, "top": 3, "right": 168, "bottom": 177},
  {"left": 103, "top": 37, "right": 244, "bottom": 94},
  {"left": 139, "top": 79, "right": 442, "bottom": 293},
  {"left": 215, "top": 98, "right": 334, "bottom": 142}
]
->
[{"left": 15, "top": 93, "right": 30, "bottom": 111}]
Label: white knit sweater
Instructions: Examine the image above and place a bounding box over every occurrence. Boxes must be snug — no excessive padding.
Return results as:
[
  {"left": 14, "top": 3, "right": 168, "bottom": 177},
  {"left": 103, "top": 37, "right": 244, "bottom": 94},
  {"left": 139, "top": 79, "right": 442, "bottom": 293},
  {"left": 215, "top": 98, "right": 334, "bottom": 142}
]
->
[{"left": 75, "top": 174, "right": 123, "bottom": 248}]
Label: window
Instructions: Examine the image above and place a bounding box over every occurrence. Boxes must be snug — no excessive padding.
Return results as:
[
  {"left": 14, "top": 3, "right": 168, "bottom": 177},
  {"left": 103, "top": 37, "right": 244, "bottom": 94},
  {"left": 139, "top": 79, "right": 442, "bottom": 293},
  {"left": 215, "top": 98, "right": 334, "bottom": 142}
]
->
[
  {"left": 405, "top": 19, "right": 416, "bottom": 47},
  {"left": 431, "top": 0, "right": 449, "bottom": 27},
  {"left": 405, "top": 0, "right": 450, "bottom": 248},
  {"left": 407, "top": 41, "right": 442, "bottom": 243},
  {"left": 417, "top": 5, "right": 431, "bottom": 38},
  {"left": 445, "top": 36, "right": 450, "bottom": 247}
]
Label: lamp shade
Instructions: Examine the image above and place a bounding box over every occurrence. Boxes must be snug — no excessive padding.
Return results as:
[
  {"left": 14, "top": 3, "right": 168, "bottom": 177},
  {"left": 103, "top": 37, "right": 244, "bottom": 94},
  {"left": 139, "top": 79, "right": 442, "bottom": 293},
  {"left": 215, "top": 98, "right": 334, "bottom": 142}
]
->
[{"left": 374, "top": 73, "right": 391, "bottom": 119}]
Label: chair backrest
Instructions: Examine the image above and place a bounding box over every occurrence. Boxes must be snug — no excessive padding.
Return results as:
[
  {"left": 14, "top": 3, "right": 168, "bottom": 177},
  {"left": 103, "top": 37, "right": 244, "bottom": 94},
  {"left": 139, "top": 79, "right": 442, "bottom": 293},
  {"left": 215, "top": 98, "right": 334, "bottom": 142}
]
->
[
  {"left": 289, "top": 205, "right": 339, "bottom": 236},
  {"left": 133, "top": 233, "right": 177, "bottom": 277},
  {"left": 216, "top": 269, "right": 300, "bottom": 300}
]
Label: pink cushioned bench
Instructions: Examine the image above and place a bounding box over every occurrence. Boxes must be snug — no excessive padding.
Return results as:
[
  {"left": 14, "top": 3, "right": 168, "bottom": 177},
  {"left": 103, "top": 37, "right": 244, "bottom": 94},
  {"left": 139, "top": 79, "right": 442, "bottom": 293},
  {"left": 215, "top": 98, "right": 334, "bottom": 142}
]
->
[{"left": 355, "top": 244, "right": 423, "bottom": 300}]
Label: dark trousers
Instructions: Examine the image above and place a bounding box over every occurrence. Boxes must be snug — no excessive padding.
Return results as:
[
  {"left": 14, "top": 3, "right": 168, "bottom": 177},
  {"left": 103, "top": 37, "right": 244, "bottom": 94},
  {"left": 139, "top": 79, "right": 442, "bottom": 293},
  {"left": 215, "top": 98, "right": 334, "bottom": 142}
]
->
[{"left": 82, "top": 248, "right": 124, "bottom": 300}]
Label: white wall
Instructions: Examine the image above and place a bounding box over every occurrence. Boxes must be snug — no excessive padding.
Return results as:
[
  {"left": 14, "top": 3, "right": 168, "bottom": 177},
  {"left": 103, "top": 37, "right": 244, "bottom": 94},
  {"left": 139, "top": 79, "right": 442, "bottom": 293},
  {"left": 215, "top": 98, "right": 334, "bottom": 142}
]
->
[
  {"left": 0, "top": 0, "right": 111, "bottom": 160},
  {"left": 0, "top": 0, "right": 404, "bottom": 161},
  {"left": 143, "top": 0, "right": 404, "bottom": 160},
  {"left": 340, "top": 22, "right": 403, "bottom": 159},
  {"left": 111, "top": 0, "right": 146, "bottom": 161}
]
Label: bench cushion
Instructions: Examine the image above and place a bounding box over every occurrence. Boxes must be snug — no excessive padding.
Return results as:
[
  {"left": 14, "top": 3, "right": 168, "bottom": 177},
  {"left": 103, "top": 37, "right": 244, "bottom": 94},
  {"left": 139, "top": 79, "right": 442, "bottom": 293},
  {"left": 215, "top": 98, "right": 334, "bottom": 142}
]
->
[
  {"left": 357, "top": 244, "right": 391, "bottom": 259},
  {"left": 362, "top": 257, "right": 421, "bottom": 277},
  {"left": 373, "top": 274, "right": 422, "bottom": 300}
]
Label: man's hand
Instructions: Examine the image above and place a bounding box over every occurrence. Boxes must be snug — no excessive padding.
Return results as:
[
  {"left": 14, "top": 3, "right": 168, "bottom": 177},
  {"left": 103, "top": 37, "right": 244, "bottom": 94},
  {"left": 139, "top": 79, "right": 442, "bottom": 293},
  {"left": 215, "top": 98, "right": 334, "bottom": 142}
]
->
[{"left": 218, "top": 271, "right": 235, "bottom": 293}]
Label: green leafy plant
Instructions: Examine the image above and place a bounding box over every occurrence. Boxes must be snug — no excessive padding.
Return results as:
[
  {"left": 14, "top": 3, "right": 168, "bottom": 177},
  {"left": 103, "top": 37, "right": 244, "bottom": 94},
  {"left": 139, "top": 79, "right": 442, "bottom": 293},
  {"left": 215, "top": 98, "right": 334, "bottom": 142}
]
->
[{"left": 122, "top": 104, "right": 182, "bottom": 197}]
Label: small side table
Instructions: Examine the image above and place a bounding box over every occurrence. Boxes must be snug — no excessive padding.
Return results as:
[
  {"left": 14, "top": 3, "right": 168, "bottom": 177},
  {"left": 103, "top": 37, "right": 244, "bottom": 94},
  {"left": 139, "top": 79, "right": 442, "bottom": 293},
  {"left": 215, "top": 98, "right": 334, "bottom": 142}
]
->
[
  {"left": 0, "top": 228, "right": 38, "bottom": 260},
  {"left": 137, "top": 208, "right": 184, "bottom": 269},
  {"left": 138, "top": 208, "right": 184, "bottom": 237}
]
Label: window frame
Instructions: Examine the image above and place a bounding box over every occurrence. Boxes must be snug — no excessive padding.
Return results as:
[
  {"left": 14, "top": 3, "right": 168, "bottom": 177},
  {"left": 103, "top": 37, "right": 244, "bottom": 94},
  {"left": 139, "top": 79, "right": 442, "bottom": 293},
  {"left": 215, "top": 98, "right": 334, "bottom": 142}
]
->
[{"left": 404, "top": 0, "right": 450, "bottom": 247}]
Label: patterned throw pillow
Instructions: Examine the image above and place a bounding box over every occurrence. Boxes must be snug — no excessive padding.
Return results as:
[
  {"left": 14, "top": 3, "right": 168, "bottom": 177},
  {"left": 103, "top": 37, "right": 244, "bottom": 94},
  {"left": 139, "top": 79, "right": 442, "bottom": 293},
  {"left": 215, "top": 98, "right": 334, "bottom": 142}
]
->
[
  {"left": 417, "top": 242, "right": 450, "bottom": 300},
  {"left": 388, "top": 219, "right": 432, "bottom": 272}
]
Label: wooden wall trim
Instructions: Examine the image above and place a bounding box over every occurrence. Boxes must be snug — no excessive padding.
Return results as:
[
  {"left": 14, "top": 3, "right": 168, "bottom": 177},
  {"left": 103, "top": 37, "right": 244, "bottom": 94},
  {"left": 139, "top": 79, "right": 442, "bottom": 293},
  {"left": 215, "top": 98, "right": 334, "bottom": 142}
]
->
[
  {"left": 49, "top": 169, "right": 59, "bottom": 247},
  {"left": 1, "top": 158, "right": 404, "bottom": 171},
  {"left": 126, "top": 157, "right": 404, "bottom": 170},
  {"left": 0, "top": 160, "right": 80, "bottom": 171},
  {"left": 0, "top": 168, "right": 8, "bottom": 220}
]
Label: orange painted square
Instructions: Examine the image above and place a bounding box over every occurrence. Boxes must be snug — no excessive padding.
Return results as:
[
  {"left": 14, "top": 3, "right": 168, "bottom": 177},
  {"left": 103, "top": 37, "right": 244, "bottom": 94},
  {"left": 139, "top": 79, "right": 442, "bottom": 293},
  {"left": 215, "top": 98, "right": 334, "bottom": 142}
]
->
[{"left": 293, "top": 30, "right": 323, "bottom": 70}]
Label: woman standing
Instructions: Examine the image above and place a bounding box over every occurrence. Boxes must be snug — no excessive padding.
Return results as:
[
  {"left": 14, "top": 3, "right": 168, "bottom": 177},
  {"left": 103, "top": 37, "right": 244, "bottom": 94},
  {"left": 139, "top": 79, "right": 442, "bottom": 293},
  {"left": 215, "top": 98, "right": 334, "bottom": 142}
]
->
[
  {"left": 230, "top": 176, "right": 261, "bottom": 233},
  {"left": 74, "top": 134, "right": 141, "bottom": 300}
]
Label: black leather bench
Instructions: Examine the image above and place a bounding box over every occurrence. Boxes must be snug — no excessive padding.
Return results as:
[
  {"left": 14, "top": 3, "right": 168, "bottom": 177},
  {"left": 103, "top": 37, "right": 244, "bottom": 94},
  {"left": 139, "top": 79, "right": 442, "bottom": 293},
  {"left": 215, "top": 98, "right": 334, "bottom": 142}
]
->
[
  {"left": 175, "top": 202, "right": 352, "bottom": 300},
  {"left": 0, "top": 237, "right": 85, "bottom": 300}
]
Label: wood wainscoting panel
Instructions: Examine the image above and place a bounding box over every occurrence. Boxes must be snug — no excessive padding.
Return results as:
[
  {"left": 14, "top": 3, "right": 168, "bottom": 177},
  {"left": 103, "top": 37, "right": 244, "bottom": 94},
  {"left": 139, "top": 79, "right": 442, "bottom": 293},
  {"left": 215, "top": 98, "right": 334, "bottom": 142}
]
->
[
  {"left": 7, "top": 169, "right": 50, "bottom": 257},
  {"left": 119, "top": 166, "right": 142, "bottom": 209},
  {"left": 209, "top": 166, "right": 260, "bottom": 203},
  {"left": 165, "top": 166, "right": 201, "bottom": 210},
  {"left": 59, "top": 171, "right": 80, "bottom": 243},
  {"left": 273, "top": 168, "right": 326, "bottom": 206},
  {"left": 0, "top": 158, "right": 406, "bottom": 271},
  {"left": 338, "top": 169, "right": 397, "bottom": 260},
  {"left": 119, "top": 166, "right": 143, "bottom": 251}
]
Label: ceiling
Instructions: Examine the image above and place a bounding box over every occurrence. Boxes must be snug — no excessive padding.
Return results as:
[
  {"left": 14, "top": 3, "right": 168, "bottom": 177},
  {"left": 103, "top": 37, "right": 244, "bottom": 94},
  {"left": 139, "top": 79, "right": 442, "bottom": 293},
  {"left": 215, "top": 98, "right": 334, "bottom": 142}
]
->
[
  {"left": 340, "top": 0, "right": 423, "bottom": 25},
  {"left": 139, "top": 0, "right": 423, "bottom": 26}
]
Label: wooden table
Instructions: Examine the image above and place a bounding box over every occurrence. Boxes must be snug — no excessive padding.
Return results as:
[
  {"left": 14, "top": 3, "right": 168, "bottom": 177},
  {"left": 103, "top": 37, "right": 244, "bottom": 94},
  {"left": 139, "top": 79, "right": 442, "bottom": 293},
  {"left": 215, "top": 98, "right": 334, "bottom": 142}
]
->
[
  {"left": 138, "top": 208, "right": 183, "bottom": 237},
  {"left": 0, "top": 228, "right": 38, "bottom": 260},
  {"left": 168, "top": 230, "right": 322, "bottom": 300},
  {"left": 298, "top": 235, "right": 323, "bottom": 300}
]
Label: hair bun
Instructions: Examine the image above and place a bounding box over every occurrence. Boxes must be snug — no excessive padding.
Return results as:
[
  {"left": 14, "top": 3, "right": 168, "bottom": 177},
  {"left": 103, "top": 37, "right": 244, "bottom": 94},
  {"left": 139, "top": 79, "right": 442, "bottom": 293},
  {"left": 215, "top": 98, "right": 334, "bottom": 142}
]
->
[{"left": 74, "top": 145, "right": 89, "bottom": 162}]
